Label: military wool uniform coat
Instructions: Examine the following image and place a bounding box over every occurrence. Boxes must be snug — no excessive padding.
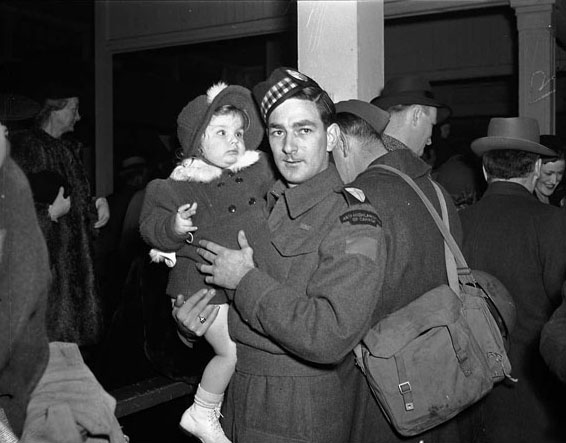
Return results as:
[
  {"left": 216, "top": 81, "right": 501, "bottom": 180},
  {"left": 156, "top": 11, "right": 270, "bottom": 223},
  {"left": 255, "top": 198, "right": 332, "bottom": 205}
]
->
[
  {"left": 346, "top": 137, "right": 464, "bottom": 443},
  {"left": 222, "top": 164, "right": 385, "bottom": 443}
]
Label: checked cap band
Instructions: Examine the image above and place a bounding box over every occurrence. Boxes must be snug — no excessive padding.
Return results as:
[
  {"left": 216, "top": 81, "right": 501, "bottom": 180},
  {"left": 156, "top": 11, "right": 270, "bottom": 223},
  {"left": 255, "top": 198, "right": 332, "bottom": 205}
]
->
[
  {"left": 253, "top": 68, "right": 321, "bottom": 121},
  {"left": 260, "top": 76, "right": 299, "bottom": 121}
]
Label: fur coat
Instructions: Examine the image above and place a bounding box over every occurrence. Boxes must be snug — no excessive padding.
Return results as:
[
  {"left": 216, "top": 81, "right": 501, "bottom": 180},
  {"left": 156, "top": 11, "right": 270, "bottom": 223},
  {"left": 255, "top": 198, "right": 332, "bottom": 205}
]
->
[{"left": 10, "top": 129, "right": 103, "bottom": 346}]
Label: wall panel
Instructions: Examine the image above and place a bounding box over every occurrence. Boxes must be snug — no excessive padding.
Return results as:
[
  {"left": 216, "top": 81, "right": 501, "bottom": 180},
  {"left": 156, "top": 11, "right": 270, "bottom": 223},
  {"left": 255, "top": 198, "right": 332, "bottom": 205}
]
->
[
  {"left": 385, "top": 9, "right": 515, "bottom": 81},
  {"left": 105, "top": 0, "right": 292, "bottom": 52}
]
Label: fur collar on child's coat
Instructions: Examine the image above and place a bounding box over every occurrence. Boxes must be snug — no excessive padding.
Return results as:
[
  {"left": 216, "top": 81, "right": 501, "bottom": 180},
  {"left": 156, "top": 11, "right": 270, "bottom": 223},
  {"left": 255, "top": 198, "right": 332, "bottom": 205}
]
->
[{"left": 170, "top": 150, "right": 261, "bottom": 183}]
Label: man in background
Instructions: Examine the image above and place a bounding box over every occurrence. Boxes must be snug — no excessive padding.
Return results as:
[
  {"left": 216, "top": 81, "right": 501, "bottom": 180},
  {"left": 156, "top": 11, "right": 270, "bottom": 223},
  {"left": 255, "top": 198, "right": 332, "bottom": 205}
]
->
[{"left": 460, "top": 117, "right": 566, "bottom": 443}]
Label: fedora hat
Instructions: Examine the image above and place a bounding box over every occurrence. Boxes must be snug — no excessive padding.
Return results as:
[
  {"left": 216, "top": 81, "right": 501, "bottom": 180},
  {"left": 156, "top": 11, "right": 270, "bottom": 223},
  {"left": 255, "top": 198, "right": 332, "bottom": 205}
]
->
[
  {"left": 471, "top": 117, "right": 555, "bottom": 156},
  {"left": 335, "top": 99, "right": 390, "bottom": 135},
  {"left": 370, "top": 75, "right": 451, "bottom": 123}
]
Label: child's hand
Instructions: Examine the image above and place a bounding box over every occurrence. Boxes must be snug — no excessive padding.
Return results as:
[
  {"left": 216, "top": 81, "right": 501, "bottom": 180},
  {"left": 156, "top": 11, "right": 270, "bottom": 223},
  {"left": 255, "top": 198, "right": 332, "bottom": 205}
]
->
[{"left": 174, "top": 202, "right": 198, "bottom": 236}]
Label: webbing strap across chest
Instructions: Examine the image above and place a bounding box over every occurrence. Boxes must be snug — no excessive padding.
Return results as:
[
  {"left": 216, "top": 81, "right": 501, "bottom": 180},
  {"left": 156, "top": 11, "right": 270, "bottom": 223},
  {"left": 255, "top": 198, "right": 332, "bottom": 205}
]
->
[{"left": 367, "top": 164, "right": 476, "bottom": 292}]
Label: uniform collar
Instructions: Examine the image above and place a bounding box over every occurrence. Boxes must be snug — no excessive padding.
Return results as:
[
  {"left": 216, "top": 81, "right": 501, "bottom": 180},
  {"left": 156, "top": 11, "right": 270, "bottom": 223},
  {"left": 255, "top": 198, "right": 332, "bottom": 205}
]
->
[
  {"left": 267, "top": 164, "right": 343, "bottom": 218},
  {"left": 371, "top": 136, "right": 431, "bottom": 179}
]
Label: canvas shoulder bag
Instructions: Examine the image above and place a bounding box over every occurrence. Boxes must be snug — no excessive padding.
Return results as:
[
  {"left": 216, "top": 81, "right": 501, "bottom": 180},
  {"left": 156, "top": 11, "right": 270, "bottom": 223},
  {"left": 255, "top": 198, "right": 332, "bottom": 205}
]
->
[{"left": 354, "top": 164, "right": 515, "bottom": 437}]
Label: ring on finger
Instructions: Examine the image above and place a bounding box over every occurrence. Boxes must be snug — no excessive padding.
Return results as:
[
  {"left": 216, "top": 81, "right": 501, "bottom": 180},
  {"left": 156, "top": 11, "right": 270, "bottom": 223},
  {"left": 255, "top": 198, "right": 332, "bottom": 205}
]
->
[{"left": 198, "top": 315, "right": 207, "bottom": 324}]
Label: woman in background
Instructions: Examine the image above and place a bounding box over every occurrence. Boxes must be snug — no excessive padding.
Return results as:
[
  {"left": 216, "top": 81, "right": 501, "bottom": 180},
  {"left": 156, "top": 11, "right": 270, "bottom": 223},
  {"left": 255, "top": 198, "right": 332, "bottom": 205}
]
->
[
  {"left": 534, "top": 135, "right": 566, "bottom": 207},
  {"left": 10, "top": 82, "right": 109, "bottom": 348}
]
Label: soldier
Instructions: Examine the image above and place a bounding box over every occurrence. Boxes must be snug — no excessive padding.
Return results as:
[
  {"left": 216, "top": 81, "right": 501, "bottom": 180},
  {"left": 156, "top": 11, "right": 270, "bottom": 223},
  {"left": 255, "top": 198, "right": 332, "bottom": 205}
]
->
[
  {"left": 177, "top": 68, "right": 384, "bottom": 443},
  {"left": 333, "top": 99, "right": 464, "bottom": 443}
]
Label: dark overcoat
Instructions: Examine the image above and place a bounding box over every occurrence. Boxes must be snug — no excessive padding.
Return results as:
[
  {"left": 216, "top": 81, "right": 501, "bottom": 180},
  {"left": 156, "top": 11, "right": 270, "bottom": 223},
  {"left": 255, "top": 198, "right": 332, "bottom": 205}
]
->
[
  {"left": 460, "top": 181, "right": 566, "bottom": 443},
  {"left": 540, "top": 295, "right": 566, "bottom": 383}
]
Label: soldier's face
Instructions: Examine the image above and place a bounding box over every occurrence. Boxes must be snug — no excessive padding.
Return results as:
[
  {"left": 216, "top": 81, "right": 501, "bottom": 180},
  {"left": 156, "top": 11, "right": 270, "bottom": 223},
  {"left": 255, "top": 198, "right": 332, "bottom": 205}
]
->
[{"left": 267, "top": 98, "right": 337, "bottom": 187}]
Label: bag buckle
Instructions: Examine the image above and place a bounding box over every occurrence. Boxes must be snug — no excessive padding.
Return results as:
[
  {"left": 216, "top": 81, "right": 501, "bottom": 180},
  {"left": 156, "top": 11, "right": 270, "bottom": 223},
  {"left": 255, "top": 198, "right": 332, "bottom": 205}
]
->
[
  {"left": 398, "top": 381, "right": 414, "bottom": 411},
  {"left": 398, "top": 381, "right": 411, "bottom": 394}
]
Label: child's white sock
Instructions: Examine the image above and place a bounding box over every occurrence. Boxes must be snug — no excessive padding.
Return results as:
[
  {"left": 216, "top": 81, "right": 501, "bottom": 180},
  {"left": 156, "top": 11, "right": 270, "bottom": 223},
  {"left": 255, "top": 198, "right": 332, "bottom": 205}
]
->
[{"left": 194, "top": 384, "right": 224, "bottom": 407}]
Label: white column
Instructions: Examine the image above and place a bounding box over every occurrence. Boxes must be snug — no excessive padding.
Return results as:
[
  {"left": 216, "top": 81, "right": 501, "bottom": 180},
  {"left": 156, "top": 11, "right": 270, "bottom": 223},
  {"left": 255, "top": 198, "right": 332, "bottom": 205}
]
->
[
  {"left": 511, "top": 0, "right": 556, "bottom": 134},
  {"left": 297, "top": 0, "right": 384, "bottom": 103}
]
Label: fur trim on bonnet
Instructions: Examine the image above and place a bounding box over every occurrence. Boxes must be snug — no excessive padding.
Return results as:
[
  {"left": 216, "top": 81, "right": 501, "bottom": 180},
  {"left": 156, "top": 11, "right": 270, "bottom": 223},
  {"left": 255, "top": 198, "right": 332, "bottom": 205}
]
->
[
  {"left": 176, "top": 82, "right": 264, "bottom": 157},
  {"left": 170, "top": 150, "right": 261, "bottom": 183}
]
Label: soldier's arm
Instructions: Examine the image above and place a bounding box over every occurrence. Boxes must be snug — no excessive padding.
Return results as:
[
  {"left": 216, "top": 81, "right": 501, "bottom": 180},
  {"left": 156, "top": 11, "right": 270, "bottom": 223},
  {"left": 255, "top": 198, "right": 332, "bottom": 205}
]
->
[{"left": 234, "top": 209, "right": 385, "bottom": 364}]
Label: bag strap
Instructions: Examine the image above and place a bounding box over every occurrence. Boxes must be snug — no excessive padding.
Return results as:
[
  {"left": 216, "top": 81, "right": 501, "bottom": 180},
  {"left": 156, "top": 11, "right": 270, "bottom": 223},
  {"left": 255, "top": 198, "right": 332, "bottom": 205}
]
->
[
  {"left": 431, "top": 180, "right": 459, "bottom": 292},
  {"left": 368, "top": 164, "right": 475, "bottom": 287}
]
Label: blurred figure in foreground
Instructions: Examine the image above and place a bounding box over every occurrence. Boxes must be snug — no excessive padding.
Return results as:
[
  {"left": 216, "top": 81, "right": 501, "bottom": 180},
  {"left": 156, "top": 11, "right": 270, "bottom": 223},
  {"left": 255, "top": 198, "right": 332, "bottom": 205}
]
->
[{"left": 0, "top": 120, "right": 127, "bottom": 443}]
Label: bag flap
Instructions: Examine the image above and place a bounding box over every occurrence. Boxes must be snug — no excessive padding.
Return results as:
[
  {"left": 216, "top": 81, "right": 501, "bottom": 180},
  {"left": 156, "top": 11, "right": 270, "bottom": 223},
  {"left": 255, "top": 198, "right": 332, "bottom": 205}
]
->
[{"left": 363, "top": 285, "right": 462, "bottom": 358}]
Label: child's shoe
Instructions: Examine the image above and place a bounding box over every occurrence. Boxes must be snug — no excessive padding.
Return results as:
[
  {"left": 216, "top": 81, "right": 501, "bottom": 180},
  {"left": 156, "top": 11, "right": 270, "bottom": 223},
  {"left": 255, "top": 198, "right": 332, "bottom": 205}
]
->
[{"left": 180, "top": 403, "right": 231, "bottom": 443}]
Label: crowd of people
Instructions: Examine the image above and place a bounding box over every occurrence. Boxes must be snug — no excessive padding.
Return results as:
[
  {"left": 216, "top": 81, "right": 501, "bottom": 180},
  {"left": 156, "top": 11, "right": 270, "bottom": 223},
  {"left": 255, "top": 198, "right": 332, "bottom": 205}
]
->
[{"left": 2, "top": 65, "right": 566, "bottom": 443}]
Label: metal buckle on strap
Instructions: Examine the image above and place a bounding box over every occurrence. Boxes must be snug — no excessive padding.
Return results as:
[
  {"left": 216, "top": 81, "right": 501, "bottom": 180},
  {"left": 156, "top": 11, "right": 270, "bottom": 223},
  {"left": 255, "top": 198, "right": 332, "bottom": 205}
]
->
[
  {"left": 398, "top": 381, "right": 414, "bottom": 411},
  {"left": 398, "top": 381, "right": 411, "bottom": 394}
]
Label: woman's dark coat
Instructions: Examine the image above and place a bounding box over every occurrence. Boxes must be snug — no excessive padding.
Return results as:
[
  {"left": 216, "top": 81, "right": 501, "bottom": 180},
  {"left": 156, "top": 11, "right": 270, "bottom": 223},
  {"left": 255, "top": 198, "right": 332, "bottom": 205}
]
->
[{"left": 11, "top": 129, "right": 102, "bottom": 346}]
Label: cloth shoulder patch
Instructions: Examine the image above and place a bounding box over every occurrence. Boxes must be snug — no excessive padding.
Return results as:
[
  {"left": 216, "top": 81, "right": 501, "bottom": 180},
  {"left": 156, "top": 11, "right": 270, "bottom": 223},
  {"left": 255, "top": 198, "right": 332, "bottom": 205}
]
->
[
  {"left": 344, "top": 187, "right": 366, "bottom": 203},
  {"left": 340, "top": 209, "right": 381, "bottom": 227},
  {"left": 345, "top": 236, "right": 378, "bottom": 261}
]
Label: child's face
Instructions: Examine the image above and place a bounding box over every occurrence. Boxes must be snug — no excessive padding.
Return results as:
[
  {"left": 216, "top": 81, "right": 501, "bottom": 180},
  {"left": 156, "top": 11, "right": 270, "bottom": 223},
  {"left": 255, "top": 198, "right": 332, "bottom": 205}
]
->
[{"left": 201, "top": 113, "right": 246, "bottom": 168}]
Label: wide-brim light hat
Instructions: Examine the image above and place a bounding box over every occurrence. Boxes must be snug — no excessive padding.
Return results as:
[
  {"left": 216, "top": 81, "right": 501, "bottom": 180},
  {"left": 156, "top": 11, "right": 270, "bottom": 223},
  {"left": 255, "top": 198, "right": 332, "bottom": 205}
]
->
[
  {"left": 471, "top": 117, "right": 555, "bottom": 156},
  {"left": 371, "top": 75, "right": 451, "bottom": 123},
  {"left": 177, "top": 83, "right": 264, "bottom": 157},
  {"left": 335, "top": 99, "right": 390, "bottom": 135}
]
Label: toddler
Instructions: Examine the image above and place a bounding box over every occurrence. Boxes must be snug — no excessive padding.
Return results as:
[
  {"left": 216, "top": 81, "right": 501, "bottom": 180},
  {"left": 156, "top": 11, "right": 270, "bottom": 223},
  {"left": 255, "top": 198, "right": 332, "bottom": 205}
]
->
[{"left": 140, "top": 83, "right": 273, "bottom": 443}]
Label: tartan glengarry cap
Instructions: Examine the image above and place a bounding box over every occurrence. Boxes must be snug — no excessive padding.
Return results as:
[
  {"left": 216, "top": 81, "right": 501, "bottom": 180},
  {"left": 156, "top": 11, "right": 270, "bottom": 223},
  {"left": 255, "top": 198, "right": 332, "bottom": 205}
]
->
[{"left": 253, "top": 67, "right": 322, "bottom": 121}]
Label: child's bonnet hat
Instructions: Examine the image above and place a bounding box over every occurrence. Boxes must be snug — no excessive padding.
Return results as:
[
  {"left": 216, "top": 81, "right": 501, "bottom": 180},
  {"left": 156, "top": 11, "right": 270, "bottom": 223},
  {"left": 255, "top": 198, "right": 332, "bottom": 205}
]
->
[{"left": 177, "top": 82, "right": 264, "bottom": 157}]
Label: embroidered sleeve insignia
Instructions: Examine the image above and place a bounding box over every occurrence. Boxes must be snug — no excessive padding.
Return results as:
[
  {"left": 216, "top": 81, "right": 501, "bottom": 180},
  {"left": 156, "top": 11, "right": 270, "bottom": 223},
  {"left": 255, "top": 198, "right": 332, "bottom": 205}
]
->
[{"left": 340, "top": 210, "right": 381, "bottom": 227}]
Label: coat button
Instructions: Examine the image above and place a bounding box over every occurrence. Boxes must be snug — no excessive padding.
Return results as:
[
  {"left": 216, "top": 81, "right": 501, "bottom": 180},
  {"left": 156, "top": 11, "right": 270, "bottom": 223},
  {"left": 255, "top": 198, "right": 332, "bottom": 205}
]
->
[
  {"left": 217, "top": 182, "right": 225, "bottom": 187},
  {"left": 248, "top": 197, "right": 256, "bottom": 205},
  {"left": 235, "top": 177, "right": 243, "bottom": 183},
  {"left": 228, "top": 205, "right": 237, "bottom": 213}
]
